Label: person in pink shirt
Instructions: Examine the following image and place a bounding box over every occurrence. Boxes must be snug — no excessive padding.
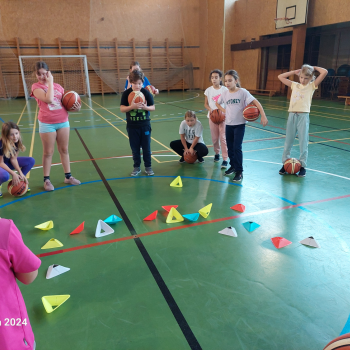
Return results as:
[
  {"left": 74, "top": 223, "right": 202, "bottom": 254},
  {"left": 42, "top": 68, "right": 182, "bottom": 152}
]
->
[
  {"left": 0, "top": 218, "right": 41, "bottom": 350},
  {"left": 31, "top": 61, "right": 81, "bottom": 192}
]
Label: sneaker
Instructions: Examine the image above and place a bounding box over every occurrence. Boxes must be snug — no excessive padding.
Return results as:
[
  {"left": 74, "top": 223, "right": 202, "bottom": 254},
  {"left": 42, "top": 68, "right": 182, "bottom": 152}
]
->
[
  {"left": 214, "top": 154, "right": 220, "bottom": 162},
  {"left": 225, "top": 166, "right": 235, "bottom": 175},
  {"left": 131, "top": 167, "right": 141, "bottom": 176},
  {"left": 27, "top": 187, "right": 31, "bottom": 192},
  {"left": 179, "top": 157, "right": 185, "bottom": 163},
  {"left": 279, "top": 165, "right": 287, "bottom": 175},
  {"left": 145, "top": 167, "right": 154, "bottom": 176},
  {"left": 298, "top": 167, "right": 306, "bottom": 177},
  {"left": 221, "top": 160, "right": 228, "bottom": 169},
  {"left": 44, "top": 179, "right": 54, "bottom": 191},
  {"left": 232, "top": 172, "right": 243, "bottom": 182},
  {"left": 197, "top": 157, "right": 205, "bottom": 163},
  {"left": 64, "top": 176, "right": 81, "bottom": 185}
]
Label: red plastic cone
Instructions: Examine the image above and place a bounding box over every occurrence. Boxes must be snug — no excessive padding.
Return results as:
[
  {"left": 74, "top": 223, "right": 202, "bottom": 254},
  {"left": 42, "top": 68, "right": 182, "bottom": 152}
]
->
[
  {"left": 162, "top": 205, "right": 178, "bottom": 212},
  {"left": 230, "top": 204, "right": 245, "bottom": 212},
  {"left": 271, "top": 237, "right": 292, "bottom": 249},
  {"left": 70, "top": 222, "right": 85, "bottom": 235},
  {"left": 143, "top": 210, "right": 158, "bottom": 221}
]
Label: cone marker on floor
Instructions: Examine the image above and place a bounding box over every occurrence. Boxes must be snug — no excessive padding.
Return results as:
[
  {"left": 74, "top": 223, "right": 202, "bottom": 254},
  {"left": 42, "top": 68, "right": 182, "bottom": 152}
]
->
[
  {"left": 42, "top": 295, "right": 70, "bottom": 314},
  {"left": 271, "top": 237, "right": 292, "bottom": 249},
  {"left": 162, "top": 205, "right": 178, "bottom": 212},
  {"left": 170, "top": 176, "right": 183, "bottom": 188},
  {"left": 104, "top": 215, "right": 122, "bottom": 224},
  {"left": 199, "top": 203, "right": 212, "bottom": 218},
  {"left": 70, "top": 222, "right": 85, "bottom": 235},
  {"left": 143, "top": 210, "right": 158, "bottom": 221},
  {"left": 242, "top": 221, "right": 260, "bottom": 232},
  {"left": 231, "top": 204, "right": 245, "bottom": 213},
  {"left": 41, "top": 239, "right": 63, "bottom": 250},
  {"left": 95, "top": 220, "right": 114, "bottom": 237},
  {"left": 219, "top": 227, "right": 238, "bottom": 237},
  {"left": 183, "top": 213, "right": 200, "bottom": 222},
  {"left": 166, "top": 207, "right": 184, "bottom": 223},
  {"left": 300, "top": 236, "right": 320, "bottom": 248},
  {"left": 35, "top": 220, "right": 54, "bottom": 231},
  {"left": 46, "top": 265, "right": 70, "bottom": 279}
]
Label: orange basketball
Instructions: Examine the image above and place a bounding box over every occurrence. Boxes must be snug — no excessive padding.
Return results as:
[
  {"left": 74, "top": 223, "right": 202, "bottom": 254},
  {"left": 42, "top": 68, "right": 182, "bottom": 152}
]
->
[
  {"left": 184, "top": 152, "right": 198, "bottom": 164},
  {"left": 7, "top": 180, "right": 28, "bottom": 197},
  {"left": 323, "top": 333, "right": 350, "bottom": 349},
  {"left": 128, "top": 91, "right": 146, "bottom": 105},
  {"left": 146, "top": 85, "right": 156, "bottom": 96},
  {"left": 62, "top": 91, "right": 81, "bottom": 111},
  {"left": 243, "top": 104, "right": 260, "bottom": 121},
  {"left": 284, "top": 158, "right": 302, "bottom": 174},
  {"left": 210, "top": 109, "right": 225, "bottom": 124}
]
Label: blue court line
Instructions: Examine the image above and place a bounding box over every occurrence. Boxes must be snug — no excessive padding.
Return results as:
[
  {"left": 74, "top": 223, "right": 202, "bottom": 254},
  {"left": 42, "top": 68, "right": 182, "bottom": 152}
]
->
[
  {"left": 0, "top": 176, "right": 241, "bottom": 209},
  {"left": 0, "top": 117, "right": 5, "bottom": 123}
]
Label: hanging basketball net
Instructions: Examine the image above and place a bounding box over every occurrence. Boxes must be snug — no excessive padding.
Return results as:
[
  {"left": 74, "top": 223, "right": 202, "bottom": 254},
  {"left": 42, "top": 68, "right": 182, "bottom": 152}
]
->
[{"left": 274, "top": 17, "right": 293, "bottom": 26}]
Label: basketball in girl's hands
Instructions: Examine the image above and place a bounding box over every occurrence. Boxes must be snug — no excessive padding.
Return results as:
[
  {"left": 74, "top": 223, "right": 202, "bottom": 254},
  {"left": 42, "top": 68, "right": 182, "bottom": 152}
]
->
[
  {"left": 243, "top": 104, "right": 260, "bottom": 121},
  {"left": 145, "top": 85, "right": 156, "bottom": 96},
  {"left": 323, "top": 333, "right": 350, "bottom": 350},
  {"left": 62, "top": 91, "right": 81, "bottom": 111},
  {"left": 210, "top": 109, "right": 225, "bottom": 124},
  {"left": 7, "top": 180, "right": 28, "bottom": 197},
  {"left": 284, "top": 158, "right": 302, "bottom": 174},
  {"left": 184, "top": 152, "right": 198, "bottom": 164},
  {"left": 128, "top": 91, "right": 146, "bottom": 105}
]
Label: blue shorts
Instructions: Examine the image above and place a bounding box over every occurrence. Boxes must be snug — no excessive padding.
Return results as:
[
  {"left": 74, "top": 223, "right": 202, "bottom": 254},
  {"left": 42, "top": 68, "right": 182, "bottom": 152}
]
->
[{"left": 39, "top": 121, "right": 70, "bottom": 133}]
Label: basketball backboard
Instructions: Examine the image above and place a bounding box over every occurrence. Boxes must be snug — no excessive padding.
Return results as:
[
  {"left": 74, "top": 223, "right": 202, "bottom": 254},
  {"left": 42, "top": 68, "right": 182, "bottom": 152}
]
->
[{"left": 275, "top": 0, "right": 309, "bottom": 29}]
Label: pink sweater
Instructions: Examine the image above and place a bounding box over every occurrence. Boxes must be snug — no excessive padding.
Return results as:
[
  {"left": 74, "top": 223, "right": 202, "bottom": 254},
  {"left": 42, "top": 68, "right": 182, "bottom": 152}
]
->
[
  {"left": 0, "top": 219, "right": 41, "bottom": 350},
  {"left": 31, "top": 82, "right": 68, "bottom": 124}
]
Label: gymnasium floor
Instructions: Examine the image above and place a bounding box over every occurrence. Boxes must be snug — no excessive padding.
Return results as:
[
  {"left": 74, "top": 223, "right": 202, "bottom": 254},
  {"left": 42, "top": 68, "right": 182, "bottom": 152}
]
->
[{"left": 1, "top": 91, "right": 350, "bottom": 350}]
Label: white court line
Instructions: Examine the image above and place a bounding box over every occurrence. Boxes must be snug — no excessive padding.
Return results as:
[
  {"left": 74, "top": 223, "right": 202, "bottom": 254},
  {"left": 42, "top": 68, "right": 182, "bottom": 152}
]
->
[{"left": 74, "top": 121, "right": 80, "bottom": 122}]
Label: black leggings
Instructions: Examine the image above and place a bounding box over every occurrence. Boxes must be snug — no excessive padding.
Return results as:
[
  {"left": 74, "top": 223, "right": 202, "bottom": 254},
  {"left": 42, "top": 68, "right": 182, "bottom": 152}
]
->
[{"left": 170, "top": 140, "right": 209, "bottom": 158}]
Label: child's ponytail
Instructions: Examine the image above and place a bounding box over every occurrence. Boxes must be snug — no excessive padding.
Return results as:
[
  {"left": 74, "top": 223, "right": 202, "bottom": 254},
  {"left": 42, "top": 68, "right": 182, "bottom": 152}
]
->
[{"left": 225, "top": 69, "right": 241, "bottom": 88}]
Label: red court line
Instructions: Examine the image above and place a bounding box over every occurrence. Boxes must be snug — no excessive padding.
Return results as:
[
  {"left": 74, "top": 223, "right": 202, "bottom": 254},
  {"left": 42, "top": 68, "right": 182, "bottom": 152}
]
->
[{"left": 36, "top": 193, "right": 350, "bottom": 259}]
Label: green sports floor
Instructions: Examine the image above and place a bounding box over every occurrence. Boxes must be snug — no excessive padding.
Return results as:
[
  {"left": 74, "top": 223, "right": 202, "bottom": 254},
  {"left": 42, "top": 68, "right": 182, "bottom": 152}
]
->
[{"left": 1, "top": 91, "right": 350, "bottom": 350}]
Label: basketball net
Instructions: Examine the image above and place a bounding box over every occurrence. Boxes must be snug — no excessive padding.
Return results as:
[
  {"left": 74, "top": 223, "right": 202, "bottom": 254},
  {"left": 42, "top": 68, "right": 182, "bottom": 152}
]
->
[{"left": 274, "top": 17, "right": 292, "bottom": 25}]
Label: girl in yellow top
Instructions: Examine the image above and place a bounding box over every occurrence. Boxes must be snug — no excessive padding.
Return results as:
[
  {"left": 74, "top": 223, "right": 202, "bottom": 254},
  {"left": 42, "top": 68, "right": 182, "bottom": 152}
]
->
[{"left": 278, "top": 65, "right": 328, "bottom": 177}]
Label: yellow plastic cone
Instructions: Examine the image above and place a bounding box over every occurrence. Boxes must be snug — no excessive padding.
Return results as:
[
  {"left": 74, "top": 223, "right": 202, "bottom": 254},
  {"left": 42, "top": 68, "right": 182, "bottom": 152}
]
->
[
  {"left": 35, "top": 220, "right": 54, "bottom": 231},
  {"left": 166, "top": 207, "right": 184, "bottom": 223},
  {"left": 170, "top": 176, "right": 183, "bottom": 188},
  {"left": 41, "top": 238, "right": 63, "bottom": 250},
  {"left": 199, "top": 203, "right": 212, "bottom": 218},
  {"left": 42, "top": 295, "right": 70, "bottom": 313}
]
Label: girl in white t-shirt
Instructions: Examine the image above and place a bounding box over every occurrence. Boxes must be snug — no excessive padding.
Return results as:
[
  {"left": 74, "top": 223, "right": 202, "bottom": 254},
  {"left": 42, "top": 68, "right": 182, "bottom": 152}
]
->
[
  {"left": 204, "top": 69, "right": 228, "bottom": 169},
  {"left": 170, "top": 111, "right": 208, "bottom": 163},
  {"left": 216, "top": 70, "right": 268, "bottom": 182},
  {"left": 278, "top": 64, "right": 328, "bottom": 177}
]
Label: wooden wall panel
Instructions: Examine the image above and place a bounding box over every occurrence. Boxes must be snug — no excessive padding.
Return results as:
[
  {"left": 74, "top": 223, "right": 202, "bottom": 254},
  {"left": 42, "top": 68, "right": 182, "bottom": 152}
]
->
[{"left": 231, "top": 50, "right": 260, "bottom": 90}]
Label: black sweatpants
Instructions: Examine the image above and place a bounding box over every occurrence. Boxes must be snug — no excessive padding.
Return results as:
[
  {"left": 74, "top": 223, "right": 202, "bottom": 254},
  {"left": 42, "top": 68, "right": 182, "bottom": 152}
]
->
[{"left": 170, "top": 140, "right": 208, "bottom": 158}]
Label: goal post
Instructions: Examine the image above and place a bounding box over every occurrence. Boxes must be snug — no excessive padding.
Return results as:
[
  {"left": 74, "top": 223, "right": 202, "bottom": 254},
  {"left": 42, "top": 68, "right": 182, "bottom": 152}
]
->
[{"left": 19, "top": 55, "right": 91, "bottom": 101}]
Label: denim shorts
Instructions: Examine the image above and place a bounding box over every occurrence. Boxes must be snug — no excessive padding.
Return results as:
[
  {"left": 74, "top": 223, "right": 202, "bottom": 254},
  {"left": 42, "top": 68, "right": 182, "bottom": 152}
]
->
[{"left": 39, "top": 121, "right": 70, "bottom": 133}]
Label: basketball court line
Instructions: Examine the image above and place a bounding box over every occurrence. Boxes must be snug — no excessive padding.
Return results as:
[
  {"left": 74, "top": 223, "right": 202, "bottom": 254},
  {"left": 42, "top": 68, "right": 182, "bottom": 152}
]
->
[
  {"left": 34, "top": 190, "right": 350, "bottom": 259},
  {"left": 257, "top": 96, "right": 350, "bottom": 111},
  {"left": 74, "top": 128, "right": 202, "bottom": 350},
  {"left": 16, "top": 102, "right": 27, "bottom": 124},
  {"left": 89, "top": 98, "right": 180, "bottom": 161},
  {"left": 263, "top": 104, "right": 350, "bottom": 123},
  {"left": 26, "top": 105, "right": 38, "bottom": 179}
]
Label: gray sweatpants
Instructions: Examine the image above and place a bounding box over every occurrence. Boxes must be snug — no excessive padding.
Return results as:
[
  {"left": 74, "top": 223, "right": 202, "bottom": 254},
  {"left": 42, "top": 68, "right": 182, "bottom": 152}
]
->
[{"left": 282, "top": 112, "right": 309, "bottom": 168}]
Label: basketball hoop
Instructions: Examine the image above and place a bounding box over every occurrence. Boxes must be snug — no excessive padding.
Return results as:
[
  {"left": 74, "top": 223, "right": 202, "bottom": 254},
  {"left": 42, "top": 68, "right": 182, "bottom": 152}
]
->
[{"left": 274, "top": 17, "right": 292, "bottom": 25}]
